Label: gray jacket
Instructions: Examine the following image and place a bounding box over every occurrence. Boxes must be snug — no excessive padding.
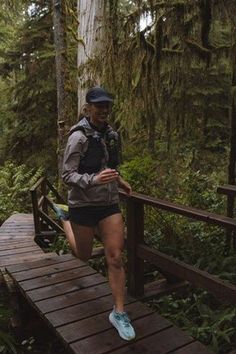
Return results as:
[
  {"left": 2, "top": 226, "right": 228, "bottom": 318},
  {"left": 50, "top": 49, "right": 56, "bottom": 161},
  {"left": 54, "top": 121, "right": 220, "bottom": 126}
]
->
[{"left": 62, "top": 117, "right": 119, "bottom": 207}]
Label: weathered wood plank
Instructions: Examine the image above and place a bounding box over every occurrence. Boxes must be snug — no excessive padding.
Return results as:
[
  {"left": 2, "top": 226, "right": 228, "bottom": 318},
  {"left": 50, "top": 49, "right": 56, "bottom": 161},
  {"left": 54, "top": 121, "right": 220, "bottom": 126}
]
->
[
  {"left": 26, "top": 273, "right": 107, "bottom": 301},
  {"left": 0, "top": 236, "right": 34, "bottom": 241},
  {"left": 18, "top": 266, "right": 96, "bottom": 291},
  {"left": 36, "top": 282, "right": 111, "bottom": 314},
  {"left": 59, "top": 301, "right": 152, "bottom": 345},
  {"left": 6, "top": 254, "right": 74, "bottom": 273},
  {"left": 46, "top": 294, "right": 135, "bottom": 327},
  {"left": 110, "top": 326, "right": 195, "bottom": 354},
  {"left": 0, "top": 241, "right": 36, "bottom": 251},
  {"left": 0, "top": 246, "right": 40, "bottom": 257},
  {"left": 12, "top": 259, "right": 85, "bottom": 282},
  {"left": 0, "top": 251, "right": 44, "bottom": 267},
  {"left": 172, "top": 341, "right": 212, "bottom": 353},
  {"left": 70, "top": 312, "right": 172, "bottom": 354}
]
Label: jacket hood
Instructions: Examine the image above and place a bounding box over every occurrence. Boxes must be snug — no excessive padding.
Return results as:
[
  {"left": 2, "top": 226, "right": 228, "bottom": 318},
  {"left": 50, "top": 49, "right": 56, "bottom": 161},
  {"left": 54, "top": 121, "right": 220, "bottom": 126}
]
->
[{"left": 69, "top": 117, "right": 95, "bottom": 136}]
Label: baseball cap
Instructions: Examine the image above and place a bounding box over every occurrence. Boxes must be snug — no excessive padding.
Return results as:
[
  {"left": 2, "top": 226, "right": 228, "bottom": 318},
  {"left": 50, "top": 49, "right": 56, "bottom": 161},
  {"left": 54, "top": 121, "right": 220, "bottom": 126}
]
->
[{"left": 86, "top": 86, "right": 113, "bottom": 103}]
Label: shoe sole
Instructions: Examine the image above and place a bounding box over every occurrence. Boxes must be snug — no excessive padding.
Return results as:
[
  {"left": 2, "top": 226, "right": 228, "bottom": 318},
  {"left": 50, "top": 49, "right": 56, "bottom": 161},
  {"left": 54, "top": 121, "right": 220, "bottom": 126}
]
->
[{"left": 109, "top": 313, "right": 135, "bottom": 341}]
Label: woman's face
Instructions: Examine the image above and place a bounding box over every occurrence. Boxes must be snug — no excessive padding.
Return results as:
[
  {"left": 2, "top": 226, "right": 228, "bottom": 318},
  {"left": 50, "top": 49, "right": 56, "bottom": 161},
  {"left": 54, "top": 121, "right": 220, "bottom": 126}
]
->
[{"left": 88, "top": 102, "right": 112, "bottom": 127}]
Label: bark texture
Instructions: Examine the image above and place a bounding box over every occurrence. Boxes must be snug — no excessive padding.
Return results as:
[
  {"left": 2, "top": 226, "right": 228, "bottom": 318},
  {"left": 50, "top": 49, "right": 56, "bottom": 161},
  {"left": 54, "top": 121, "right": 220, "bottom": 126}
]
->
[{"left": 77, "top": 0, "right": 104, "bottom": 112}]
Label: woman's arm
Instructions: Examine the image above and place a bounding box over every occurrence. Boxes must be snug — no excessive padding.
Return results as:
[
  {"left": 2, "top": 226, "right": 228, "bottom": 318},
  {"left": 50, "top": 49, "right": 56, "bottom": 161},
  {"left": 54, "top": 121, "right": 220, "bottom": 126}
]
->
[
  {"left": 117, "top": 175, "right": 132, "bottom": 195},
  {"left": 62, "top": 132, "right": 97, "bottom": 189},
  {"left": 62, "top": 131, "right": 118, "bottom": 188}
]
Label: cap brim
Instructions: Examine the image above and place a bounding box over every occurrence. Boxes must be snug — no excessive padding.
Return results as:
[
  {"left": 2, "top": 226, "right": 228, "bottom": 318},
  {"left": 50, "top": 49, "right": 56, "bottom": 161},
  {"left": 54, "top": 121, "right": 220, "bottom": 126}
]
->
[{"left": 89, "top": 96, "right": 113, "bottom": 103}]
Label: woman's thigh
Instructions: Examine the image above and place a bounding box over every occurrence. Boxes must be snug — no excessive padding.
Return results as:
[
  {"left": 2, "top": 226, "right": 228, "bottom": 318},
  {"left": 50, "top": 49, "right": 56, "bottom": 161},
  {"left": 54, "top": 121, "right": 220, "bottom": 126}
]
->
[
  {"left": 98, "top": 213, "right": 124, "bottom": 255},
  {"left": 70, "top": 222, "right": 94, "bottom": 261}
]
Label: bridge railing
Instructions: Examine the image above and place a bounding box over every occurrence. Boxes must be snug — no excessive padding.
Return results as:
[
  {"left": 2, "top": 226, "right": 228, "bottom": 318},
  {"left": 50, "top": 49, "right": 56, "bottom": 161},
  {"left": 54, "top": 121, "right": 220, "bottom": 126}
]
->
[
  {"left": 30, "top": 177, "right": 236, "bottom": 305},
  {"left": 123, "top": 191, "right": 236, "bottom": 305},
  {"left": 30, "top": 177, "right": 66, "bottom": 238}
]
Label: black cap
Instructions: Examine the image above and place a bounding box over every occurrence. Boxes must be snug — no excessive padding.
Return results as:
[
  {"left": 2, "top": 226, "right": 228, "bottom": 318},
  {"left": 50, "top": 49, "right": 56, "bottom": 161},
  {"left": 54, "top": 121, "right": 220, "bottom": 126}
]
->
[{"left": 86, "top": 86, "right": 113, "bottom": 103}]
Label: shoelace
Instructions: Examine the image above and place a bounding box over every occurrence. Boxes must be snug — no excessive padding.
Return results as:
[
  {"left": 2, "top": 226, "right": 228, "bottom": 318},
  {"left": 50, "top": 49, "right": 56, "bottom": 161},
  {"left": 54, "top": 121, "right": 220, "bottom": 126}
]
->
[{"left": 115, "top": 312, "right": 131, "bottom": 328}]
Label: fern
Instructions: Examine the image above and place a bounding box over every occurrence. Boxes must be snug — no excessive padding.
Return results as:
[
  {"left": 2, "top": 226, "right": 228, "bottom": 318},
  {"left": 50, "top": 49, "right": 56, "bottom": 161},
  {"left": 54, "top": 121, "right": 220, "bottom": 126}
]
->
[{"left": 0, "top": 161, "right": 43, "bottom": 224}]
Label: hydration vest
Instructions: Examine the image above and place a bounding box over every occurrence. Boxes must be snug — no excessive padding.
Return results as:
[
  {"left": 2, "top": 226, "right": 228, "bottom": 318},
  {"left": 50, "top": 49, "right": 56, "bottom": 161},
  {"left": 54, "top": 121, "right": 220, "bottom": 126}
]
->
[{"left": 70, "top": 125, "right": 120, "bottom": 175}]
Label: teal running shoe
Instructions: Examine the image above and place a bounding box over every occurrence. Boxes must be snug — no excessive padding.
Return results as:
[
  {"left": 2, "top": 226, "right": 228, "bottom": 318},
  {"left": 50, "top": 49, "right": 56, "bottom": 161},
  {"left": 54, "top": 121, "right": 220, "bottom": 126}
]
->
[
  {"left": 52, "top": 203, "right": 69, "bottom": 221},
  {"left": 109, "top": 308, "right": 136, "bottom": 341}
]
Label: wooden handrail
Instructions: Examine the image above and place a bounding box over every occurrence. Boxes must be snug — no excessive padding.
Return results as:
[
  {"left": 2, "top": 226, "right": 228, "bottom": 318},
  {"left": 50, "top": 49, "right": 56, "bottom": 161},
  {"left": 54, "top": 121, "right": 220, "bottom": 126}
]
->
[
  {"left": 217, "top": 184, "right": 236, "bottom": 197},
  {"left": 30, "top": 177, "right": 65, "bottom": 238},
  {"left": 30, "top": 177, "right": 236, "bottom": 305},
  {"left": 121, "top": 191, "right": 236, "bottom": 230},
  {"left": 138, "top": 244, "right": 236, "bottom": 306},
  {"left": 30, "top": 176, "right": 46, "bottom": 192}
]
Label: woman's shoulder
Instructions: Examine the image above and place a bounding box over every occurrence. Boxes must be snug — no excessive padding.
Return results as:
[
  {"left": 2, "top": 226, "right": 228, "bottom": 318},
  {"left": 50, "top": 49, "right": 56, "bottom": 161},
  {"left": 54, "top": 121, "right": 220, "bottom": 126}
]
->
[{"left": 68, "top": 129, "right": 87, "bottom": 146}]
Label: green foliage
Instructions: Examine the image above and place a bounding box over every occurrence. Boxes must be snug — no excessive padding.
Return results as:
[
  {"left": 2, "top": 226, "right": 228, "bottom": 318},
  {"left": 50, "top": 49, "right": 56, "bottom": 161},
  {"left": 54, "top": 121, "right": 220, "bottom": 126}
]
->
[
  {"left": 47, "top": 234, "right": 70, "bottom": 255},
  {"left": 0, "top": 330, "right": 17, "bottom": 354},
  {"left": 0, "top": 286, "right": 17, "bottom": 354},
  {"left": 120, "top": 155, "right": 159, "bottom": 194},
  {"left": 149, "top": 291, "right": 236, "bottom": 353},
  {"left": 0, "top": 161, "right": 43, "bottom": 224}
]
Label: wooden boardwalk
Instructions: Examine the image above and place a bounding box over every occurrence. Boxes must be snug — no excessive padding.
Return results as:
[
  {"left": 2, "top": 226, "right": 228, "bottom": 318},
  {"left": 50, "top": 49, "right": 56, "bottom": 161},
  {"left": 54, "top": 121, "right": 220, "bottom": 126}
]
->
[{"left": 0, "top": 214, "right": 212, "bottom": 354}]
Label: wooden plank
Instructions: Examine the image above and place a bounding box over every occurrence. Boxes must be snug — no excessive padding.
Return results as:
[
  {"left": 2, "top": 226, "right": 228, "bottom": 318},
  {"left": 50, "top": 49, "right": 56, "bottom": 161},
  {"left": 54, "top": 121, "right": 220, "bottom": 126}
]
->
[
  {"left": 26, "top": 273, "right": 107, "bottom": 301},
  {"left": 0, "top": 245, "right": 40, "bottom": 257},
  {"left": 0, "top": 253, "right": 55, "bottom": 269},
  {"left": 46, "top": 294, "right": 136, "bottom": 328},
  {"left": 217, "top": 184, "right": 236, "bottom": 197},
  {"left": 110, "top": 326, "right": 194, "bottom": 354},
  {"left": 12, "top": 259, "right": 85, "bottom": 281},
  {"left": 138, "top": 244, "right": 236, "bottom": 306},
  {"left": 36, "top": 282, "right": 111, "bottom": 314},
  {"left": 59, "top": 301, "right": 152, "bottom": 345},
  {"left": 18, "top": 266, "right": 96, "bottom": 291},
  {"left": 0, "top": 236, "right": 34, "bottom": 242},
  {"left": 0, "top": 241, "right": 36, "bottom": 251},
  {"left": 70, "top": 312, "right": 172, "bottom": 354},
  {"left": 0, "top": 250, "right": 44, "bottom": 267},
  {"left": 6, "top": 254, "right": 74, "bottom": 273},
  {"left": 172, "top": 341, "right": 212, "bottom": 353}
]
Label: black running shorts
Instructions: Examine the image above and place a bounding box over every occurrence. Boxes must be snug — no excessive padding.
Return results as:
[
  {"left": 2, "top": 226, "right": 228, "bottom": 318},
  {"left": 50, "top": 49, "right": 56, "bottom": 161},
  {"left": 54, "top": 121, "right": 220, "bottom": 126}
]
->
[{"left": 69, "top": 204, "right": 121, "bottom": 227}]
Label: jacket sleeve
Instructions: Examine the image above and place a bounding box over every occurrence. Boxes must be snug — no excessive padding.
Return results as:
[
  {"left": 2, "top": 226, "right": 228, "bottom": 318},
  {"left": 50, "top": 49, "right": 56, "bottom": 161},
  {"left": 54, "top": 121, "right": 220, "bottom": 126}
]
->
[{"left": 62, "top": 131, "right": 98, "bottom": 189}]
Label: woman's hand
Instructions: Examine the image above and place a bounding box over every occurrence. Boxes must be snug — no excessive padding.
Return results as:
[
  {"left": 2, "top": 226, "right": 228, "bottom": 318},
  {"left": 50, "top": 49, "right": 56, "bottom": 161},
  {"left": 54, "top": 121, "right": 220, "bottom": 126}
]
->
[
  {"left": 118, "top": 176, "right": 132, "bottom": 195},
  {"left": 94, "top": 168, "right": 119, "bottom": 185}
]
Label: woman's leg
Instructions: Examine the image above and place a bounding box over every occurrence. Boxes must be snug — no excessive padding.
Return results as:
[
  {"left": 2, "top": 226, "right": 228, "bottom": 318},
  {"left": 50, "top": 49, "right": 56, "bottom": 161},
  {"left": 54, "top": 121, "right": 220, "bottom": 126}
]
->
[
  {"left": 98, "top": 213, "right": 125, "bottom": 312},
  {"left": 69, "top": 222, "right": 94, "bottom": 262}
]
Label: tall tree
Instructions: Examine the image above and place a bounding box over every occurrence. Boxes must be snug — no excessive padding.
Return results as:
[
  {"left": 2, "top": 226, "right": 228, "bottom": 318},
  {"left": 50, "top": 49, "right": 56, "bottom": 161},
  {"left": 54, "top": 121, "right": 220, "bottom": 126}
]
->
[
  {"left": 52, "top": 0, "right": 69, "bottom": 177},
  {"left": 77, "top": 0, "right": 105, "bottom": 112}
]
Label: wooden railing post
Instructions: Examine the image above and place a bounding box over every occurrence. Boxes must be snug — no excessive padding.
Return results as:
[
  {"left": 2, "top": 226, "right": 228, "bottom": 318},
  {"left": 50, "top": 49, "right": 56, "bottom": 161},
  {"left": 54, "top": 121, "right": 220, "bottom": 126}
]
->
[
  {"left": 30, "top": 189, "right": 41, "bottom": 236},
  {"left": 41, "top": 178, "right": 48, "bottom": 214},
  {"left": 126, "top": 199, "right": 144, "bottom": 297}
]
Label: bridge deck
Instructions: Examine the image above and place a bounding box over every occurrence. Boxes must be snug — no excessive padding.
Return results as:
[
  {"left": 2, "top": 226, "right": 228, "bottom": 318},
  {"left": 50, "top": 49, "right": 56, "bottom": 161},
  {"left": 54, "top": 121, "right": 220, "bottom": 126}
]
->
[{"left": 1, "top": 214, "right": 211, "bottom": 354}]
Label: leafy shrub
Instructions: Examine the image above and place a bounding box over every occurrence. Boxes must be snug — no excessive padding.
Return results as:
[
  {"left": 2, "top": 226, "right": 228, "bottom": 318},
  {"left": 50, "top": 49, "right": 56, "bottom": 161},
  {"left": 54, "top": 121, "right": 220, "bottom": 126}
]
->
[
  {"left": 149, "top": 290, "right": 236, "bottom": 353},
  {"left": 0, "top": 161, "right": 43, "bottom": 224}
]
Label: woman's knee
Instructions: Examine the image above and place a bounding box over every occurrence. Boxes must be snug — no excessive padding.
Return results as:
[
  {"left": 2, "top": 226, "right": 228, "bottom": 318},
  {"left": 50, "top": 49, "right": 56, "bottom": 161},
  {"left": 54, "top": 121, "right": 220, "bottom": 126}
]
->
[{"left": 106, "top": 251, "right": 123, "bottom": 269}]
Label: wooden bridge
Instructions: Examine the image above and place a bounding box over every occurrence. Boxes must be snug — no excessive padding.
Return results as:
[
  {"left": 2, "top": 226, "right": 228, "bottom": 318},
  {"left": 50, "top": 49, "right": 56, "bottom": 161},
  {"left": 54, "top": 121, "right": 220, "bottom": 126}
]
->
[{"left": 1, "top": 178, "right": 236, "bottom": 353}]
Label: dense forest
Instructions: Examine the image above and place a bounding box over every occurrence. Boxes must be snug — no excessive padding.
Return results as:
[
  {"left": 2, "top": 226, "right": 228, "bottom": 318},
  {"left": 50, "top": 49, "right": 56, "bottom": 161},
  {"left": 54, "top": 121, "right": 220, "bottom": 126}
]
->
[{"left": 0, "top": 0, "right": 236, "bottom": 353}]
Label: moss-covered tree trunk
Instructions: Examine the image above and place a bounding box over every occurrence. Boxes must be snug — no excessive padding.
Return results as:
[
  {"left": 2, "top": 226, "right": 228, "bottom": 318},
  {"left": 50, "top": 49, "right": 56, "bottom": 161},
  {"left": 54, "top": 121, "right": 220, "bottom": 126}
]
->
[
  {"left": 52, "top": 0, "right": 69, "bottom": 178},
  {"left": 226, "top": 40, "right": 236, "bottom": 250}
]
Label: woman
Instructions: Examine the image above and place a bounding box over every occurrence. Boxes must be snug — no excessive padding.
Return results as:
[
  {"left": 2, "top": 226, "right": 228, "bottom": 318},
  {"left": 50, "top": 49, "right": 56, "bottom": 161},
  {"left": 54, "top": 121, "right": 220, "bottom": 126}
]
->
[{"left": 62, "top": 86, "right": 135, "bottom": 341}]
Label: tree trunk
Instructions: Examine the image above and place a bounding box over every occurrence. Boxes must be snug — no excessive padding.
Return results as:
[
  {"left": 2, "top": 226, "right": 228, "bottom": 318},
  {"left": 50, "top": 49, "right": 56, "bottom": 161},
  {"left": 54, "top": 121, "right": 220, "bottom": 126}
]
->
[
  {"left": 52, "top": 0, "right": 69, "bottom": 178},
  {"left": 77, "top": 0, "right": 105, "bottom": 113},
  {"left": 226, "top": 42, "right": 236, "bottom": 251}
]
